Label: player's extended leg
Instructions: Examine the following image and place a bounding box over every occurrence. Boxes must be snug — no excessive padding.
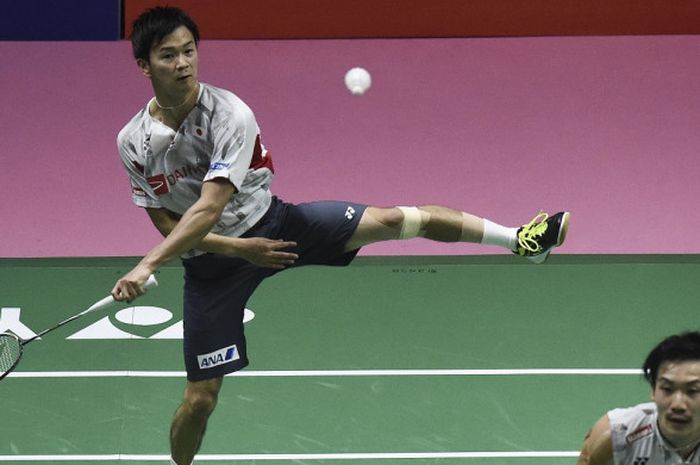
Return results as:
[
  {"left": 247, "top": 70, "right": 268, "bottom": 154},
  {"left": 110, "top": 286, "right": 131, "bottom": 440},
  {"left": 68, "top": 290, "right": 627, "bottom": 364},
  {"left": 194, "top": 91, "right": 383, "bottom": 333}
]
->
[
  {"left": 344, "top": 206, "right": 570, "bottom": 263},
  {"left": 344, "top": 206, "right": 487, "bottom": 246},
  {"left": 170, "top": 377, "right": 224, "bottom": 465}
]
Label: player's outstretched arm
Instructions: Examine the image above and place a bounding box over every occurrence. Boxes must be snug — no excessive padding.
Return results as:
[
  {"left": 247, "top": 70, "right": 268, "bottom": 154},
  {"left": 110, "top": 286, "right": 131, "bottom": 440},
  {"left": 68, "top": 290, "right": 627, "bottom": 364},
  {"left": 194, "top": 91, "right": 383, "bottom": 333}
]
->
[
  {"left": 145, "top": 207, "right": 298, "bottom": 269},
  {"left": 112, "top": 178, "right": 234, "bottom": 301},
  {"left": 577, "top": 415, "right": 614, "bottom": 465}
]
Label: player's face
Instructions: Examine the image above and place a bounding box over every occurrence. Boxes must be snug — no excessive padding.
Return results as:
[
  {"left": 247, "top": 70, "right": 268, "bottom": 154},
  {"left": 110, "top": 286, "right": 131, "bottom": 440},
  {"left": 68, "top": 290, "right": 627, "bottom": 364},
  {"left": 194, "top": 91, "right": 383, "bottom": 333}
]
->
[
  {"left": 652, "top": 360, "right": 700, "bottom": 450},
  {"left": 139, "top": 25, "right": 198, "bottom": 94}
]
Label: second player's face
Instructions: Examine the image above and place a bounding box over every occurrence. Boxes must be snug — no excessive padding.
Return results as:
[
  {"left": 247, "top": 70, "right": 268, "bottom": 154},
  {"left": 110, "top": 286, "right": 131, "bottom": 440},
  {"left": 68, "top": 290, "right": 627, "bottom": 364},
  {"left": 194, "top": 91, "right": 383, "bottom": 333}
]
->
[
  {"left": 652, "top": 360, "right": 700, "bottom": 451},
  {"left": 141, "top": 25, "right": 198, "bottom": 94}
]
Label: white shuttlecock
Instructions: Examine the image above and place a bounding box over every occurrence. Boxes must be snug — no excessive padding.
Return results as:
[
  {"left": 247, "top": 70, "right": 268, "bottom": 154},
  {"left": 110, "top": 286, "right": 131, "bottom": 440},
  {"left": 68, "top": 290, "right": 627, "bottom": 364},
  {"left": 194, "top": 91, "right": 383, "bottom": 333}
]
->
[{"left": 344, "top": 67, "right": 372, "bottom": 95}]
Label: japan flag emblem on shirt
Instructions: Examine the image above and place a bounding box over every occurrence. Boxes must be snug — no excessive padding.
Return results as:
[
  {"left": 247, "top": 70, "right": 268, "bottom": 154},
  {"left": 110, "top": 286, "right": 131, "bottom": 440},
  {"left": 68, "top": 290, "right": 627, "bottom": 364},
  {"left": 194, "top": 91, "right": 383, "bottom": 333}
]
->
[{"left": 193, "top": 126, "right": 206, "bottom": 138}]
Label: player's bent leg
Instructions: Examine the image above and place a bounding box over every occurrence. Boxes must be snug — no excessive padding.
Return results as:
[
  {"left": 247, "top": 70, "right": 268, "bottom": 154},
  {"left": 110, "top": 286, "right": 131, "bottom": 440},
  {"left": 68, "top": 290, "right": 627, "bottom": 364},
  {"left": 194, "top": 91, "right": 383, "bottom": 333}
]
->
[{"left": 170, "top": 376, "right": 224, "bottom": 465}]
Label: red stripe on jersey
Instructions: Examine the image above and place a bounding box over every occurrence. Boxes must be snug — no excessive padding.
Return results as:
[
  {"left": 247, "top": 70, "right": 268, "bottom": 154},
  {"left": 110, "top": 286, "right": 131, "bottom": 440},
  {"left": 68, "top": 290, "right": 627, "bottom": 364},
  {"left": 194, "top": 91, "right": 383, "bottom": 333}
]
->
[{"left": 249, "top": 135, "right": 274, "bottom": 173}]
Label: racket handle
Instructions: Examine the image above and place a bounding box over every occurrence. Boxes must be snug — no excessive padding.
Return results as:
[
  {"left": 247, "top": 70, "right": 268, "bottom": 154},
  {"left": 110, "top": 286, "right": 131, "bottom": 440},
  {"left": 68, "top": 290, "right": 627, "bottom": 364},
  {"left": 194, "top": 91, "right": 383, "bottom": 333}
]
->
[
  {"left": 85, "top": 274, "right": 158, "bottom": 312},
  {"left": 145, "top": 274, "right": 158, "bottom": 290},
  {"left": 86, "top": 295, "right": 116, "bottom": 313}
]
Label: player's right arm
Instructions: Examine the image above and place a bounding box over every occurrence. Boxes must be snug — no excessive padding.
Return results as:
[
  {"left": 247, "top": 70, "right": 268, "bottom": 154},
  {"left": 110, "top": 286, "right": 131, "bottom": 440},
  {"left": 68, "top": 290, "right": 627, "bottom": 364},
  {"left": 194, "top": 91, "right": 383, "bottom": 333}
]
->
[
  {"left": 577, "top": 414, "right": 614, "bottom": 465},
  {"left": 146, "top": 207, "right": 298, "bottom": 269}
]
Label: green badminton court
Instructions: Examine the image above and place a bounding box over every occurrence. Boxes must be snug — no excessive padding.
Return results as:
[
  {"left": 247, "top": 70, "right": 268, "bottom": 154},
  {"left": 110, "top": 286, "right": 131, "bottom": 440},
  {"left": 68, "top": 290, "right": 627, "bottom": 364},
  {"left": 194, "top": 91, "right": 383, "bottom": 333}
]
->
[{"left": 1, "top": 255, "right": 699, "bottom": 464}]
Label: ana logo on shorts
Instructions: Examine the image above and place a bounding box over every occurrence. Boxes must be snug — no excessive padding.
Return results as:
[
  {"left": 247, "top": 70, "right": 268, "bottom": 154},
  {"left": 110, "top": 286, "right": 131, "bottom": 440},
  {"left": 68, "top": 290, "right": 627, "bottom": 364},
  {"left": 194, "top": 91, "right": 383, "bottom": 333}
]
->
[{"left": 197, "top": 344, "right": 240, "bottom": 369}]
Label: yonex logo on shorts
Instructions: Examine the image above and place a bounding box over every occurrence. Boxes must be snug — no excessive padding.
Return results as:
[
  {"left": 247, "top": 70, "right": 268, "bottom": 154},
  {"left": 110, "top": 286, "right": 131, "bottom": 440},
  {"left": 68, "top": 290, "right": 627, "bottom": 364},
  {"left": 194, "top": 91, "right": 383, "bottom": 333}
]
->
[
  {"left": 197, "top": 345, "right": 240, "bottom": 369},
  {"left": 345, "top": 206, "right": 355, "bottom": 220}
]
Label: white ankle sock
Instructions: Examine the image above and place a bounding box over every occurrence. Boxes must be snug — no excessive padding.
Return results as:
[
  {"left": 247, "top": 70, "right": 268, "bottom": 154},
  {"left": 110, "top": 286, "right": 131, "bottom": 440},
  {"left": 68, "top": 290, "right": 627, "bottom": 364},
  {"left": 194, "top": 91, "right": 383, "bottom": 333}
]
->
[{"left": 480, "top": 219, "right": 518, "bottom": 251}]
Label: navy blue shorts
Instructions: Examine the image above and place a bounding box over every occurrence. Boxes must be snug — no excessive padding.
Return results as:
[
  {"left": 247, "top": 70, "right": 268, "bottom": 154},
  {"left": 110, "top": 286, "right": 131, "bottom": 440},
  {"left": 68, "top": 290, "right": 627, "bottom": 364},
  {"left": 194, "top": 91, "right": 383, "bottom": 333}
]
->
[{"left": 181, "top": 196, "right": 367, "bottom": 381}]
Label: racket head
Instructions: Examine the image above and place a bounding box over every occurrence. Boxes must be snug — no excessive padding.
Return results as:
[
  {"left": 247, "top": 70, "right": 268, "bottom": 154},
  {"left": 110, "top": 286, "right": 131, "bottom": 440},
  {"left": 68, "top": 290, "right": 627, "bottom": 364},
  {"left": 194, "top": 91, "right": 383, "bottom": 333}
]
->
[{"left": 0, "top": 332, "right": 23, "bottom": 381}]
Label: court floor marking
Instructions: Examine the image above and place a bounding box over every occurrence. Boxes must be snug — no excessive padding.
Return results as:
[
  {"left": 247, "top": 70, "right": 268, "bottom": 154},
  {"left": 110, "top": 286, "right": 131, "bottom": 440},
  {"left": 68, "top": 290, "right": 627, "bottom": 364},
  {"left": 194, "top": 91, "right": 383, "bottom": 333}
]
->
[
  {"left": 0, "top": 451, "right": 581, "bottom": 461},
  {"left": 7, "top": 368, "right": 642, "bottom": 378}
]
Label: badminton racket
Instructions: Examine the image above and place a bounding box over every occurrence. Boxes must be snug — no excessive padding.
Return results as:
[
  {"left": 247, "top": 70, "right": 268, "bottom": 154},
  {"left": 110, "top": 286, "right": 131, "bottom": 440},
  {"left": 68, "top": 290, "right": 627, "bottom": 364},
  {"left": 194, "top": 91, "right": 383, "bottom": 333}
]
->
[{"left": 0, "top": 274, "right": 158, "bottom": 380}]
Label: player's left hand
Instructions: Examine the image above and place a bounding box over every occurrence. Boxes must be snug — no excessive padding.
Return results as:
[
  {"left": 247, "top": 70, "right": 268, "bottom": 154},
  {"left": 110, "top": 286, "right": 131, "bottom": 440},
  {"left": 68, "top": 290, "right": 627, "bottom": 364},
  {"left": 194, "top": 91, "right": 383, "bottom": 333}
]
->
[{"left": 234, "top": 237, "right": 299, "bottom": 269}]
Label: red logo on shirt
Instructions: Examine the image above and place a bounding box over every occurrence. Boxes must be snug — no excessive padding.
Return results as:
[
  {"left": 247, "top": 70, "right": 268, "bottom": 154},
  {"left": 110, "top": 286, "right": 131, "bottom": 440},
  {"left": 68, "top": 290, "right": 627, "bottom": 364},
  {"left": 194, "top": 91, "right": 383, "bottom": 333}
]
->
[
  {"left": 146, "top": 165, "right": 207, "bottom": 196},
  {"left": 147, "top": 174, "right": 169, "bottom": 195},
  {"left": 626, "top": 424, "right": 653, "bottom": 444}
]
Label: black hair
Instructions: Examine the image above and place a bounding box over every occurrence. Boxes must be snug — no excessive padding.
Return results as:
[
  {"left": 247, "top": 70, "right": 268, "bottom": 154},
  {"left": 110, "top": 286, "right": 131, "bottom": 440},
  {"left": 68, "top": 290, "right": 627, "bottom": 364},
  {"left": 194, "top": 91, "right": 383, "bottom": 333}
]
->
[
  {"left": 642, "top": 331, "right": 700, "bottom": 386},
  {"left": 130, "top": 6, "right": 200, "bottom": 61}
]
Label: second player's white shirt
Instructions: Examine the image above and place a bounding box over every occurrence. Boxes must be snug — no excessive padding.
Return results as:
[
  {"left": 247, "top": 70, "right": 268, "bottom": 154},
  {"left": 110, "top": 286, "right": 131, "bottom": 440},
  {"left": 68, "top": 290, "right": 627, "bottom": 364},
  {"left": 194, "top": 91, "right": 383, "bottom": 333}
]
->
[
  {"left": 609, "top": 402, "right": 700, "bottom": 465},
  {"left": 117, "top": 83, "right": 274, "bottom": 257}
]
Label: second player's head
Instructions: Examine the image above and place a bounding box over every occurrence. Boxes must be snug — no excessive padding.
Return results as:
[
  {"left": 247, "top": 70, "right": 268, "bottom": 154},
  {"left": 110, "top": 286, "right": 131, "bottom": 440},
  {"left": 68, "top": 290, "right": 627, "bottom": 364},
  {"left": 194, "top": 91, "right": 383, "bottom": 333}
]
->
[
  {"left": 643, "top": 332, "right": 700, "bottom": 387},
  {"left": 643, "top": 331, "right": 700, "bottom": 451}
]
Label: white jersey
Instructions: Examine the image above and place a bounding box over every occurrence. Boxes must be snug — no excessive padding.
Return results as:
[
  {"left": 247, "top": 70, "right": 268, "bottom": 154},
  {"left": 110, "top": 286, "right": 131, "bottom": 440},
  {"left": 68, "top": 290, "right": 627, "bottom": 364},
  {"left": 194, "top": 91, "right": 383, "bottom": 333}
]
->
[
  {"left": 117, "top": 83, "right": 274, "bottom": 257},
  {"left": 609, "top": 402, "right": 700, "bottom": 465}
]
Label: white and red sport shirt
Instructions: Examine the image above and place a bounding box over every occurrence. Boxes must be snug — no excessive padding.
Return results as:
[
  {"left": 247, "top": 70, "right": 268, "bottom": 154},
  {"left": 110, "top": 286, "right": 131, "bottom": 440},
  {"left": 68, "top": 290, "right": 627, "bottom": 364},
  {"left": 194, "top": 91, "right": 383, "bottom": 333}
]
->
[
  {"left": 117, "top": 83, "right": 274, "bottom": 257},
  {"left": 608, "top": 402, "right": 700, "bottom": 465}
]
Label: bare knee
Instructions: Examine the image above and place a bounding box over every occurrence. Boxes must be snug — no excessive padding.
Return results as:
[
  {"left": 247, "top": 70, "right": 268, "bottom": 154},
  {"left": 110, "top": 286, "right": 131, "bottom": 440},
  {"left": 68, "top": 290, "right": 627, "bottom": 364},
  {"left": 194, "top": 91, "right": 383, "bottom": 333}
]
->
[
  {"left": 345, "top": 206, "right": 430, "bottom": 251},
  {"left": 182, "top": 379, "right": 221, "bottom": 419},
  {"left": 371, "top": 207, "right": 405, "bottom": 229},
  {"left": 366, "top": 206, "right": 425, "bottom": 239},
  {"left": 185, "top": 391, "right": 218, "bottom": 417}
]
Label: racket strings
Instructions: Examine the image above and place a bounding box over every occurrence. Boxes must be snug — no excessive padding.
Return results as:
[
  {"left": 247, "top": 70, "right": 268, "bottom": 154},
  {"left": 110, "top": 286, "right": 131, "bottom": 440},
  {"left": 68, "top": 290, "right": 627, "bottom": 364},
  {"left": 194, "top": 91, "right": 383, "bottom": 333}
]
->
[{"left": 0, "top": 334, "right": 22, "bottom": 374}]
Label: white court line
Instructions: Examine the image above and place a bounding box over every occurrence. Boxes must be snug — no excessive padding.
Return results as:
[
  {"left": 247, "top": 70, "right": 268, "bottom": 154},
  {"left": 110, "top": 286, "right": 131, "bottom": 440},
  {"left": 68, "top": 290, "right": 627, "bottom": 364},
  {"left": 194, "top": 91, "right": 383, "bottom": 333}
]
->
[
  {"left": 2, "top": 372, "right": 595, "bottom": 462},
  {"left": 0, "top": 451, "right": 581, "bottom": 461},
  {"left": 7, "top": 368, "right": 643, "bottom": 378}
]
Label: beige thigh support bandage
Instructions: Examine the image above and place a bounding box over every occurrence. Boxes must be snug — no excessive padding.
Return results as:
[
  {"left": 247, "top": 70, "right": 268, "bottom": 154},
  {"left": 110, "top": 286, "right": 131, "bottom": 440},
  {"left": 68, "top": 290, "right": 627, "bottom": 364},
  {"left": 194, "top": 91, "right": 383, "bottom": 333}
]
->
[{"left": 397, "top": 206, "right": 423, "bottom": 239}]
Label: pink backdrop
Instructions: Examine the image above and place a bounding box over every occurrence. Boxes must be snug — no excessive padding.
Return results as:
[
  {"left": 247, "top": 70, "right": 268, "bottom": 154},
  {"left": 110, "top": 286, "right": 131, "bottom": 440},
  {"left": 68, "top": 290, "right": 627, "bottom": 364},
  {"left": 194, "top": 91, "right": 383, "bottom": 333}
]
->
[{"left": 1, "top": 35, "right": 699, "bottom": 257}]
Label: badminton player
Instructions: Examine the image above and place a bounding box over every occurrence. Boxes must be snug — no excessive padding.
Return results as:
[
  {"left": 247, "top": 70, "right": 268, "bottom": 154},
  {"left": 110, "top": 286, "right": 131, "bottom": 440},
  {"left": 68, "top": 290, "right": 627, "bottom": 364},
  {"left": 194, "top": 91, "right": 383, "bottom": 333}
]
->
[
  {"left": 577, "top": 331, "right": 700, "bottom": 465},
  {"left": 112, "top": 7, "right": 570, "bottom": 464}
]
